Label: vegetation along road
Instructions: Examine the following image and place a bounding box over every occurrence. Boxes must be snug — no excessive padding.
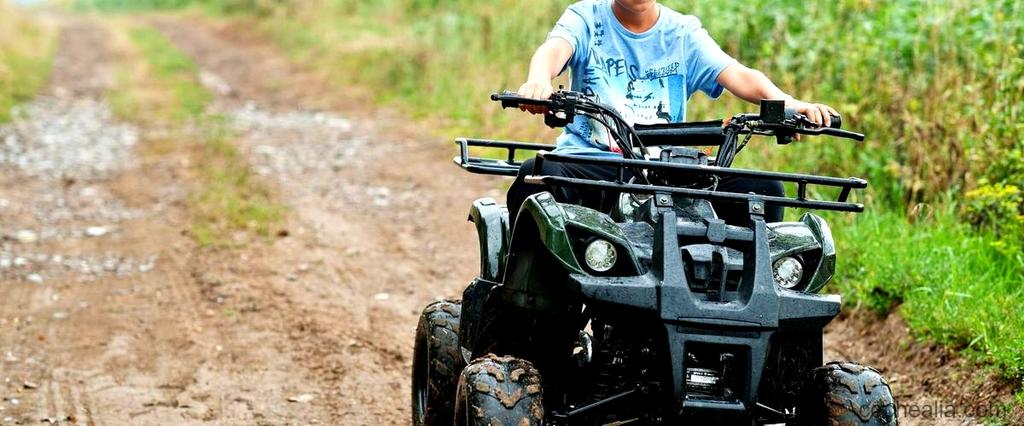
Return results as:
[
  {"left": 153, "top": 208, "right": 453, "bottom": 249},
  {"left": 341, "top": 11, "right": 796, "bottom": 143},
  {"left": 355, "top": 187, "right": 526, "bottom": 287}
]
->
[{"left": 0, "top": 0, "right": 1021, "bottom": 424}]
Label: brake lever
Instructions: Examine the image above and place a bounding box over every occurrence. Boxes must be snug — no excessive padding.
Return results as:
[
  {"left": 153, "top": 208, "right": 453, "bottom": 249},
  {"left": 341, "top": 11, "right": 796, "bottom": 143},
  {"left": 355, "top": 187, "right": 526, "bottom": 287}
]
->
[
  {"left": 544, "top": 112, "right": 573, "bottom": 128},
  {"left": 753, "top": 122, "right": 865, "bottom": 142},
  {"left": 814, "top": 127, "right": 865, "bottom": 141}
]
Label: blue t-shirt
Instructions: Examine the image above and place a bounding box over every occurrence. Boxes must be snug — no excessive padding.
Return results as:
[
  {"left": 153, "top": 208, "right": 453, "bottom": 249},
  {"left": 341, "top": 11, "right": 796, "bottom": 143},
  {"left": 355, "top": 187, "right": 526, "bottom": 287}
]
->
[{"left": 548, "top": 0, "right": 737, "bottom": 156}]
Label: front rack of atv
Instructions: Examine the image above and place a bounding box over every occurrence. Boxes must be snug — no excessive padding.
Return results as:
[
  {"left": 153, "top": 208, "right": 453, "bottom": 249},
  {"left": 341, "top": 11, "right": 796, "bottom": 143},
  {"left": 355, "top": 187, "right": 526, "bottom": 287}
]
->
[
  {"left": 453, "top": 139, "right": 867, "bottom": 212},
  {"left": 453, "top": 138, "right": 551, "bottom": 176},
  {"left": 525, "top": 152, "right": 868, "bottom": 213}
]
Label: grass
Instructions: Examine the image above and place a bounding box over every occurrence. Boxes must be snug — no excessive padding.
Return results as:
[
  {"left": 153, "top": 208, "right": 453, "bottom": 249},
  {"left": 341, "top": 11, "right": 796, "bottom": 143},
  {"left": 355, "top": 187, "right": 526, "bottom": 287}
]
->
[
  {"left": 122, "top": 27, "right": 213, "bottom": 121},
  {"left": 0, "top": 3, "right": 57, "bottom": 122},
  {"left": 828, "top": 207, "right": 1024, "bottom": 380},
  {"left": 110, "top": 23, "right": 284, "bottom": 247}
]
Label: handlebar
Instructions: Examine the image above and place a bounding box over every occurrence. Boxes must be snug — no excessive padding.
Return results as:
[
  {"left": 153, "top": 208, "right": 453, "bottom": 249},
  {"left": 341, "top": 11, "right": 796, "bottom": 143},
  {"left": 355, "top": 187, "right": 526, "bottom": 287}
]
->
[
  {"left": 492, "top": 90, "right": 864, "bottom": 142},
  {"left": 492, "top": 90, "right": 864, "bottom": 169}
]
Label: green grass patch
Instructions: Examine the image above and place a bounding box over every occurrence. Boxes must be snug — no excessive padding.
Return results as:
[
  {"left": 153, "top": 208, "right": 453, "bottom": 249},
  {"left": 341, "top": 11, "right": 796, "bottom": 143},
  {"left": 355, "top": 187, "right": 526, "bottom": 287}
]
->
[
  {"left": 189, "top": 119, "right": 285, "bottom": 247},
  {"left": 128, "top": 27, "right": 213, "bottom": 121},
  {"left": 117, "top": 24, "right": 284, "bottom": 247},
  {"left": 0, "top": 6, "right": 57, "bottom": 123},
  {"left": 831, "top": 206, "right": 1024, "bottom": 380}
]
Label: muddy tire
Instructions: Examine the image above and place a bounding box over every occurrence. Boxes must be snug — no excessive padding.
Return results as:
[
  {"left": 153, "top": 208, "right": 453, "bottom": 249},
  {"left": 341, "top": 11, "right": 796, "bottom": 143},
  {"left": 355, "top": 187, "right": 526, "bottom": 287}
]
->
[
  {"left": 412, "top": 300, "right": 464, "bottom": 425},
  {"left": 455, "top": 355, "right": 544, "bottom": 426},
  {"left": 796, "top": 361, "right": 898, "bottom": 426}
]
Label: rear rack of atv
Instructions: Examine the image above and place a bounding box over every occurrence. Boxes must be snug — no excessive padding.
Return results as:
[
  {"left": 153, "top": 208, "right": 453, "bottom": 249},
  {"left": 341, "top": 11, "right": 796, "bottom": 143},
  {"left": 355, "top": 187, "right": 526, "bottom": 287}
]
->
[
  {"left": 453, "top": 138, "right": 552, "bottom": 176},
  {"left": 525, "top": 152, "right": 868, "bottom": 213}
]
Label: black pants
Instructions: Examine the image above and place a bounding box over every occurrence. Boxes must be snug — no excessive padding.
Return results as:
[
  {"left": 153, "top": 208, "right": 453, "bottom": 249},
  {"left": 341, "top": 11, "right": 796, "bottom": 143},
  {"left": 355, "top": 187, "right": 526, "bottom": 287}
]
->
[{"left": 506, "top": 158, "right": 784, "bottom": 228}]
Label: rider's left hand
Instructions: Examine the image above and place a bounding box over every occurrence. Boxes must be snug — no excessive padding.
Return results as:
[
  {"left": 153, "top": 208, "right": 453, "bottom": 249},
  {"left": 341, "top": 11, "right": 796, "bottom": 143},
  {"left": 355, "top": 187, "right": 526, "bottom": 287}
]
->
[{"left": 786, "top": 100, "right": 839, "bottom": 128}]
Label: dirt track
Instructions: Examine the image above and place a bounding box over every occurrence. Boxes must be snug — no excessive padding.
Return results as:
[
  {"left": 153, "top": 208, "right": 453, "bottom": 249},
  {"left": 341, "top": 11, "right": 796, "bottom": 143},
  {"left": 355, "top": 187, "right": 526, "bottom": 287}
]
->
[{"left": 0, "top": 15, "right": 1017, "bottom": 426}]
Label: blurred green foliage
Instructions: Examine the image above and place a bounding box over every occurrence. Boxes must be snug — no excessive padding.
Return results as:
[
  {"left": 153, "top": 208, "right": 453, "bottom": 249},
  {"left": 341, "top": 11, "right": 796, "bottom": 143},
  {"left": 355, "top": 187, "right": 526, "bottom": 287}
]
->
[
  {"left": 0, "top": 3, "right": 56, "bottom": 123},
  {"left": 73, "top": 0, "right": 278, "bottom": 14}
]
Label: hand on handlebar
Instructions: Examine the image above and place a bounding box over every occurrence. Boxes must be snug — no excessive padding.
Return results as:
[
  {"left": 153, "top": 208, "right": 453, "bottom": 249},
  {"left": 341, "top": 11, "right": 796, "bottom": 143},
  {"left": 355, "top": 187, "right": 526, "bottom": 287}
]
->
[
  {"left": 516, "top": 81, "right": 554, "bottom": 114},
  {"left": 786, "top": 99, "right": 839, "bottom": 128}
]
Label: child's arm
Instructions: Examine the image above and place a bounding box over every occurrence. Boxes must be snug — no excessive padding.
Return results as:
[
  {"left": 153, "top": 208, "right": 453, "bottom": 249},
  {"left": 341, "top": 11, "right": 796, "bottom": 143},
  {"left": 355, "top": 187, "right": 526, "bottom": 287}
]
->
[
  {"left": 717, "top": 63, "right": 839, "bottom": 128},
  {"left": 516, "top": 38, "right": 574, "bottom": 114}
]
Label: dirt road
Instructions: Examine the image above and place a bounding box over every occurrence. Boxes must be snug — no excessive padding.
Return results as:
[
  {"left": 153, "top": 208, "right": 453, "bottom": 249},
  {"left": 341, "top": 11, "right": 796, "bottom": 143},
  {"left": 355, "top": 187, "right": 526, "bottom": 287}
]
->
[
  {"left": 2, "top": 15, "right": 494, "bottom": 425},
  {"left": 0, "top": 15, "right": 1015, "bottom": 426}
]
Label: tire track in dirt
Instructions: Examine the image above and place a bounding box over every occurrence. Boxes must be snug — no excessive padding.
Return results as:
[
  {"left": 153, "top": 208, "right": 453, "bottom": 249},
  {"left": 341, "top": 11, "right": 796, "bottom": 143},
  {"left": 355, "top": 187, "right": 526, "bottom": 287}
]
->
[
  {"left": 151, "top": 17, "right": 503, "bottom": 424},
  {"left": 1, "top": 18, "right": 122, "bottom": 426},
  {"left": 1, "top": 17, "right": 335, "bottom": 425}
]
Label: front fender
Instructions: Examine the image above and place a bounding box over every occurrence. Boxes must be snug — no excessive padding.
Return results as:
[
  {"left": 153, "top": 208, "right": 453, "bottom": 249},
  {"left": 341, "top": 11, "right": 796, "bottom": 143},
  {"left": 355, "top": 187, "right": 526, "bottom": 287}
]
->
[
  {"left": 766, "top": 212, "right": 837, "bottom": 293},
  {"left": 802, "top": 213, "right": 837, "bottom": 293},
  {"left": 500, "top": 193, "right": 640, "bottom": 311},
  {"left": 468, "top": 198, "right": 509, "bottom": 282},
  {"left": 508, "top": 192, "right": 581, "bottom": 274}
]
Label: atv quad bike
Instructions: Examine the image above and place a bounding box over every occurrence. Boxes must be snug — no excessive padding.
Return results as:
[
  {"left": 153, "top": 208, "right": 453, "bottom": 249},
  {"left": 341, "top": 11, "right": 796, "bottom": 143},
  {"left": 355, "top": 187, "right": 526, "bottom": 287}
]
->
[{"left": 413, "top": 90, "right": 898, "bottom": 425}]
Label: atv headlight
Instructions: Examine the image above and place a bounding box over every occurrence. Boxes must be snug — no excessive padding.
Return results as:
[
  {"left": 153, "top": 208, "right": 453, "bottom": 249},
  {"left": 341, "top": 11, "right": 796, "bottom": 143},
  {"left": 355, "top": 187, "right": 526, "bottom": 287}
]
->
[
  {"left": 584, "top": 240, "right": 617, "bottom": 273},
  {"left": 773, "top": 257, "right": 803, "bottom": 289}
]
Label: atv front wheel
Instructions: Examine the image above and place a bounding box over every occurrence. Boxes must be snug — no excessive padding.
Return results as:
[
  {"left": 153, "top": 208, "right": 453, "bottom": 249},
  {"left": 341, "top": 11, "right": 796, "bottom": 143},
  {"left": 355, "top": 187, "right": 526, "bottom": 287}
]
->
[
  {"left": 412, "top": 300, "right": 464, "bottom": 425},
  {"left": 797, "top": 361, "right": 898, "bottom": 426},
  {"left": 455, "top": 355, "right": 544, "bottom": 426}
]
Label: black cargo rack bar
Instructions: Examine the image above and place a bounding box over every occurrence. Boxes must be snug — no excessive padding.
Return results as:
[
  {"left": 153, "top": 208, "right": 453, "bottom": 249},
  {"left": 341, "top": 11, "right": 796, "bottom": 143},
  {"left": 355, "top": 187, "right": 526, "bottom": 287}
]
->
[
  {"left": 525, "top": 176, "right": 864, "bottom": 212},
  {"left": 453, "top": 138, "right": 552, "bottom": 176},
  {"left": 527, "top": 152, "right": 866, "bottom": 212}
]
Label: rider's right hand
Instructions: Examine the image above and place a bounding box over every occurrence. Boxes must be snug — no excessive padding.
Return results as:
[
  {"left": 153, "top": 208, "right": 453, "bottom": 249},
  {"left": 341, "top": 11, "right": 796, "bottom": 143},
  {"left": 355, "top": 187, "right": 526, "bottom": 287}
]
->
[{"left": 516, "top": 80, "right": 554, "bottom": 115}]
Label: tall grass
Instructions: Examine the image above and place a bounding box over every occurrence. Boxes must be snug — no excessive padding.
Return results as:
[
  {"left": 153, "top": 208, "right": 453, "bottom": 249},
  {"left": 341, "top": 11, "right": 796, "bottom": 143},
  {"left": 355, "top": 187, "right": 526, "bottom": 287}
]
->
[{"left": 0, "top": 2, "right": 57, "bottom": 122}]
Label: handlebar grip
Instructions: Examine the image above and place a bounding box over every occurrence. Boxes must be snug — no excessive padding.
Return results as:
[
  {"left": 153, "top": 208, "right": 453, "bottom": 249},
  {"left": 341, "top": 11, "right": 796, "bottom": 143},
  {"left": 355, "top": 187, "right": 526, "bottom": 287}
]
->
[
  {"left": 491, "top": 92, "right": 519, "bottom": 109},
  {"left": 788, "top": 109, "right": 842, "bottom": 129},
  {"left": 829, "top": 114, "right": 842, "bottom": 129},
  {"left": 491, "top": 92, "right": 553, "bottom": 110}
]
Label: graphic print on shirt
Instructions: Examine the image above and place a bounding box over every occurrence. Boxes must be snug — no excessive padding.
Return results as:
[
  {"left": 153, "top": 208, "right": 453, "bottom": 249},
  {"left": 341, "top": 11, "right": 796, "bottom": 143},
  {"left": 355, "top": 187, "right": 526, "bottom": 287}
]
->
[
  {"left": 594, "top": 21, "right": 605, "bottom": 46},
  {"left": 623, "top": 72, "right": 684, "bottom": 124},
  {"left": 576, "top": 51, "right": 685, "bottom": 151}
]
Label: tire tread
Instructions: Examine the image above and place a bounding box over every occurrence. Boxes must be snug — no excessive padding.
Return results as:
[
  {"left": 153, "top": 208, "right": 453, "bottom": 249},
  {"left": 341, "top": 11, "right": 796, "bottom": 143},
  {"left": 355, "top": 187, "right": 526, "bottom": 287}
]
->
[
  {"left": 413, "top": 300, "right": 463, "bottom": 425},
  {"left": 798, "top": 361, "right": 898, "bottom": 426},
  {"left": 457, "top": 355, "right": 544, "bottom": 426}
]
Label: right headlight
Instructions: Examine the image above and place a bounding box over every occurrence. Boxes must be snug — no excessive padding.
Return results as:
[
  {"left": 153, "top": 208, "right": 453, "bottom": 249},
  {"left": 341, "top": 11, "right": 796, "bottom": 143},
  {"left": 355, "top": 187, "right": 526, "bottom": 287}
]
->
[
  {"left": 584, "top": 239, "right": 618, "bottom": 273},
  {"left": 773, "top": 257, "right": 804, "bottom": 289}
]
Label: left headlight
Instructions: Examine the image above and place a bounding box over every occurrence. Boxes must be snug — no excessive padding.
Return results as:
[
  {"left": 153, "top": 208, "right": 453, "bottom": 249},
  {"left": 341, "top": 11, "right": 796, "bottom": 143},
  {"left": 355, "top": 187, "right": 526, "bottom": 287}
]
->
[
  {"left": 773, "top": 257, "right": 803, "bottom": 289},
  {"left": 584, "top": 239, "right": 618, "bottom": 273}
]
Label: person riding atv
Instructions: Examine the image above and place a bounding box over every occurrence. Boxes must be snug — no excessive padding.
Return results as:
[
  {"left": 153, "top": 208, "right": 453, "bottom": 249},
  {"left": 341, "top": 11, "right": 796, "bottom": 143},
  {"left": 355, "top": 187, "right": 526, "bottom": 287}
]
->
[
  {"left": 507, "top": 0, "right": 839, "bottom": 227},
  {"left": 410, "top": 1, "right": 899, "bottom": 425}
]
